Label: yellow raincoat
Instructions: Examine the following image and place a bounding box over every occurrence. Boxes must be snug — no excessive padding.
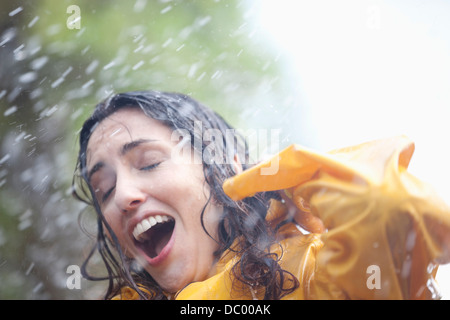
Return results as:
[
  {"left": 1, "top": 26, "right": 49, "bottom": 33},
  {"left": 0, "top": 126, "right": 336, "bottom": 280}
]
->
[{"left": 114, "top": 136, "right": 450, "bottom": 300}]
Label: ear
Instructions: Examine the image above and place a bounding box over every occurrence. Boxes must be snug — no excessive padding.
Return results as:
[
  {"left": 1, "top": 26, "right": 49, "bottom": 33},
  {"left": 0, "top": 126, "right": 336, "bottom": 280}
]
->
[{"left": 232, "top": 153, "right": 243, "bottom": 175}]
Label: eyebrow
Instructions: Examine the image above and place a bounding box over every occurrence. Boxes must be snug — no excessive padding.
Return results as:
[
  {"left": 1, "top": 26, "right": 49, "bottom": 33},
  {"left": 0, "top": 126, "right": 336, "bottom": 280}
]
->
[
  {"left": 121, "top": 139, "right": 157, "bottom": 156},
  {"left": 87, "top": 139, "right": 157, "bottom": 181}
]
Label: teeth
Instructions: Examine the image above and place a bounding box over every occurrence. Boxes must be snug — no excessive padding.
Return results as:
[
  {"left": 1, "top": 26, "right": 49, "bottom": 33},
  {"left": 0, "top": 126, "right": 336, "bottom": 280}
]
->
[{"left": 133, "top": 215, "right": 172, "bottom": 242}]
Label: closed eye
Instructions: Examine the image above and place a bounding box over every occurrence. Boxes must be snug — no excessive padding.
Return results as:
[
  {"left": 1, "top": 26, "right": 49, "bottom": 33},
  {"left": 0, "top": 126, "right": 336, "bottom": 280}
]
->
[
  {"left": 100, "top": 163, "right": 161, "bottom": 203},
  {"left": 102, "top": 187, "right": 115, "bottom": 203},
  {"left": 140, "top": 162, "right": 160, "bottom": 171}
]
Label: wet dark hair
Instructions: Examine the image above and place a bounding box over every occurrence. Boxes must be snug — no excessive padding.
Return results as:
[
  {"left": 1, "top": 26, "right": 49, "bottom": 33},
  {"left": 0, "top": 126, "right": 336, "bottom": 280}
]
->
[{"left": 72, "top": 90, "right": 299, "bottom": 299}]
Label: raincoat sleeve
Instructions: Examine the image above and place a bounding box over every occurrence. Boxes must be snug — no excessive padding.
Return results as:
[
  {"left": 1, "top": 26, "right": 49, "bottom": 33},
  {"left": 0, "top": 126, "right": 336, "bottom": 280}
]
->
[{"left": 223, "top": 136, "right": 450, "bottom": 299}]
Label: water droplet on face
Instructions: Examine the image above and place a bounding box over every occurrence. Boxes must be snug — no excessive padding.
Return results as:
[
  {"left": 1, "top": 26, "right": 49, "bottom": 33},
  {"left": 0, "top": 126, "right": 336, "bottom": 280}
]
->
[{"left": 110, "top": 128, "right": 122, "bottom": 137}]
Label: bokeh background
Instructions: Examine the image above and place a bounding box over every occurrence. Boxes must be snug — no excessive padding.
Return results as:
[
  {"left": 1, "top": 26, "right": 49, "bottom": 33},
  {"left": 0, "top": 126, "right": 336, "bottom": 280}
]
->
[{"left": 0, "top": 0, "right": 449, "bottom": 299}]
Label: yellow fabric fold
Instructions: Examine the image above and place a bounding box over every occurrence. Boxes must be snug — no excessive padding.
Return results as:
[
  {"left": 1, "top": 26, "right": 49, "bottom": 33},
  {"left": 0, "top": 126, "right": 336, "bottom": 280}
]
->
[{"left": 223, "top": 135, "right": 450, "bottom": 299}]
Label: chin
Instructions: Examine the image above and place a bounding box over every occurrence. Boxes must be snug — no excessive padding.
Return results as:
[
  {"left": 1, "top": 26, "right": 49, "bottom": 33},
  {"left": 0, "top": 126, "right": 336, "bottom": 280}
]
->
[{"left": 145, "top": 256, "right": 196, "bottom": 293}]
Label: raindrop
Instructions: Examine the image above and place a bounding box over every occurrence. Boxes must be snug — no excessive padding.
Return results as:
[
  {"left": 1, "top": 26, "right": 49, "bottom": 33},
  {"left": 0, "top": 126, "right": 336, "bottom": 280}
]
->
[
  {"left": 149, "top": 56, "right": 160, "bottom": 64},
  {"left": 81, "top": 79, "right": 95, "bottom": 89},
  {"left": 18, "top": 71, "right": 37, "bottom": 84},
  {"left": 179, "top": 26, "right": 193, "bottom": 39},
  {"left": 32, "top": 282, "right": 43, "bottom": 294},
  {"left": 85, "top": 60, "right": 99, "bottom": 74},
  {"left": 0, "top": 28, "right": 16, "bottom": 46},
  {"left": 18, "top": 209, "right": 33, "bottom": 231},
  {"left": 51, "top": 77, "right": 65, "bottom": 88},
  {"left": 20, "top": 168, "right": 33, "bottom": 182},
  {"left": 25, "top": 262, "right": 35, "bottom": 276},
  {"left": 133, "top": 44, "right": 144, "bottom": 53},
  {"left": 28, "top": 16, "right": 40, "bottom": 28},
  {"left": 400, "top": 255, "right": 412, "bottom": 279},
  {"left": 187, "top": 63, "right": 199, "bottom": 78},
  {"left": 0, "top": 37, "right": 10, "bottom": 46},
  {"left": 14, "top": 131, "right": 26, "bottom": 142},
  {"left": 196, "top": 16, "right": 212, "bottom": 27},
  {"left": 134, "top": 0, "right": 147, "bottom": 12},
  {"left": 70, "top": 108, "right": 84, "bottom": 120},
  {"left": 13, "top": 44, "right": 26, "bottom": 60},
  {"left": 0, "top": 153, "right": 11, "bottom": 165},
  {"left": 81, "top": 45, "right": 90, "bottom": 55},
  {"left": 45, "top": 105, "right": 58, "bottom": 117},
  {"left": 51, "top": 66, "right": 73, "bottom": 88},
  {"left": 110, "top": 128, "right": 122, "bottom": 137},
  {"left": 76, "top": 27, "right": 86, "bottom": 38},
  {"left": 196, "top": 72, "right": 206, "bottom": 81},
  {"left": 8, "top": 6, "right": 23, "bottom": 17},
  {"left": 32, "top": 100, "right": 45, "bottom": 113},
  {"left": 7, "top": 87, "right": 21, "bottom": 102},
  {"left": 160, "top": 5, "right": 173, "bottom": 14},
  {"left": 426, "top": 277, "right": 442, "bottom": 299},
  {"left": 133, "top": 34, "right": 143, "bottom": 43},
  {"left": 103, "top": 61, "right": 115, "bottom": 70},
  {"left": 62, "top": 66, "right": 74, "bottom": 78},
  {"left": 27, "top": 147, "right": 36, "bottom": 158},
  {"left": 29, "top": 88, "right": 43, "bottom": 100},
  {"left": 30, "top": 56, "right": 49, "bottom": 70},
  {"left": 211, "top": 70, "right": 222, "bottom": 80},
  {"left": 132, "top": 60, "right": 144, "bottom": 70},
  {"left": 4, "top": 106, "right": 18, "bottom": 117},
  {"left": 0, "top": 227, "right": 6, "bottom": 247},
  {"left": 142, "top": 44, "right": 155, "bottom": 54},
  {"left": 162, "top": 38, "right": 172, "bottom": 48},
  {"left": 405, "top": 230, "right": 416, "bottom": 252},
  {"left": 29, "top": 45, "right": 41, "bottom": 56}
]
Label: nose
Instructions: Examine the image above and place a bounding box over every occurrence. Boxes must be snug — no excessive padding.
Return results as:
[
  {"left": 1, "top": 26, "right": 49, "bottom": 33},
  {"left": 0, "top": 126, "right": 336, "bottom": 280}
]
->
[{"left": 114, "top": 173, "right": 146, "bottom": 214}]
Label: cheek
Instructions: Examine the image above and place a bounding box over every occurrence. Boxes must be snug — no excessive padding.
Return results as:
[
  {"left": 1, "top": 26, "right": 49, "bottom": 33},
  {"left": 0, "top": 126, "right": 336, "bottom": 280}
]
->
[
  {"left": 167, "top": 163, "right": 209, "bottom": 204},
  {"left": 167, "top": 164, "right": 220, "bottom": 229},
  {"left": 100, "top": 206, "right": 131, "bottom": 249},
  {"left": 102, "top": 212, "right": 123, "bottom": 240}
]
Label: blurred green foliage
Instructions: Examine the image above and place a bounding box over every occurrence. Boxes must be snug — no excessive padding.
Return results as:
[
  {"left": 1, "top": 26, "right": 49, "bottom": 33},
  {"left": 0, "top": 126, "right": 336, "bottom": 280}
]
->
[{"left": 0, "top": 0, "right": 296, "bottom": 299}]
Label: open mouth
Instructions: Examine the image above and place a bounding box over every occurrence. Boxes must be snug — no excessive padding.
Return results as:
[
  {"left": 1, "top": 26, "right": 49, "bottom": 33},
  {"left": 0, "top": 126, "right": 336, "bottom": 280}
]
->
[{"left": 133, "top": 215, "right": 175, "bottom": 259}]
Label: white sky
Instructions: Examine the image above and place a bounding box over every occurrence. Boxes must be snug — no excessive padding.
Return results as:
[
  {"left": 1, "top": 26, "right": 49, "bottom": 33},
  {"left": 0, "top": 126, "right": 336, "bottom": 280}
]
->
[{"left": 256, "top": 0, "right": 450, "bottom": 299}]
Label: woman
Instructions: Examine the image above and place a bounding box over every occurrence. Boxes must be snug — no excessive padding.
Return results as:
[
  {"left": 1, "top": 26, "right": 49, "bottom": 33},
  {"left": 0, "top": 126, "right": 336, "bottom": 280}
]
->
[{"left": 73, "top": 90, "right": 450, "bottom": 300}]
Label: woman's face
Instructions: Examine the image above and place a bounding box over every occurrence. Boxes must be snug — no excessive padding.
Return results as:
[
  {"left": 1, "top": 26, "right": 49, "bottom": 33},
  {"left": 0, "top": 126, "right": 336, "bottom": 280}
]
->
[{"left": 86, "top": 107, "right": 222, "bottom": 293}]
